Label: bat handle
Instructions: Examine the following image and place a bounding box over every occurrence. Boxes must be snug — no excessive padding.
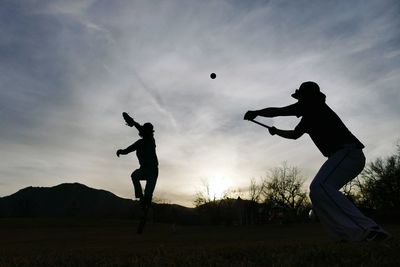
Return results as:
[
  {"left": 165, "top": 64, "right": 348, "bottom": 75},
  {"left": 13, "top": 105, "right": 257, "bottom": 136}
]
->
[{"left": 249, "top": 119, "right": 272, "bottom": 130}]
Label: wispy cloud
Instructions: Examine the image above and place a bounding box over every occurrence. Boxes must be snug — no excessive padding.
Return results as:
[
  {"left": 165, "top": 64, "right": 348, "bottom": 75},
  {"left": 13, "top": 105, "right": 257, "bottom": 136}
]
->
[{"left": 1, "top": 0, "right": 399, "bottom": 206}]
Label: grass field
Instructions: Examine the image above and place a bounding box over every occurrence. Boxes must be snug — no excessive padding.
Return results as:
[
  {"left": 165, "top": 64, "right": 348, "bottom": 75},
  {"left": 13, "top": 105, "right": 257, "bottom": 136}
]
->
[{"left": 0, "top": 219, "right": 398, "bottom": 267}]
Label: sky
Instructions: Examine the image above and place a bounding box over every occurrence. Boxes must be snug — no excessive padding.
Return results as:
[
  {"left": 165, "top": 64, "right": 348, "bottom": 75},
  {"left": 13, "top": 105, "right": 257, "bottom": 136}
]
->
[{"left": 1, "top": 0, "right": 399, "bottom": 207}]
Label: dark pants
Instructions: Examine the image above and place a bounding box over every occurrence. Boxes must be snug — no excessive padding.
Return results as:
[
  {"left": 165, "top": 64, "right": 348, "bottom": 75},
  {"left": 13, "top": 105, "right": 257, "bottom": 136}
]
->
[{"left": 131, "top": 166, "right": 158, "bottom": 204}]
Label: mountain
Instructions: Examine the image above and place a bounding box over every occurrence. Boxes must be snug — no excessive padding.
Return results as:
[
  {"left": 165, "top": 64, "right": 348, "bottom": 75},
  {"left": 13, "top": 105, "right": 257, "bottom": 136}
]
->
[
  {"left": 0, "top": 183, "right": 197, "bottom": 223},
  {"left": 0, "top": 183, "right": 140, "bottom": 218}
]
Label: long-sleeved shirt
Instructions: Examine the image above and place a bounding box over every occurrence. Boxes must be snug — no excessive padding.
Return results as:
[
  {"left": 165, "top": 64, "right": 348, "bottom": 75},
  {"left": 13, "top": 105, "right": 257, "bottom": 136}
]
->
[
  {"left": 124, "top": 137, "right": 158, "bottom": 167},
  {"left": 261, "top": 101, "right": 364, "bottom": 157}
]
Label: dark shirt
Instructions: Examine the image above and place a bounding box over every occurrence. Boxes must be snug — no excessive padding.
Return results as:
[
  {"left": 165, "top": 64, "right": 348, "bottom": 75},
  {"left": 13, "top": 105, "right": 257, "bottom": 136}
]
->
[
  {"left": 125, "top": 137, "right": 158, "bottom": 167},
  {"left": 288, "top": 102, "right": 364, "bottom": 157}
]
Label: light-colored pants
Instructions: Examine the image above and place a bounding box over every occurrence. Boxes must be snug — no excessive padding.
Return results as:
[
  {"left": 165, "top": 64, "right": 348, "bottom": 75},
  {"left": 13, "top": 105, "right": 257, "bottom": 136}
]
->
[{"left": 310, "top": 146, "right": 378, "bottom": 241}]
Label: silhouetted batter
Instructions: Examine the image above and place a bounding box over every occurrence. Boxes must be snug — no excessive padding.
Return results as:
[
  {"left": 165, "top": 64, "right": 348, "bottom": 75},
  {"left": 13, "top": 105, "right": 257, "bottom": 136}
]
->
[{"left": 244, "top": 81, "right": 391, "bottom": 242}]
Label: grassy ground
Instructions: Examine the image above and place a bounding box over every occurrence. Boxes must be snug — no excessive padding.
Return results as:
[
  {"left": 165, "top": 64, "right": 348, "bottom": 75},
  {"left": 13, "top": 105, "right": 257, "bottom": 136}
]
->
[{"left": 0, "top": 219, "right": 398, "bottom": 267}]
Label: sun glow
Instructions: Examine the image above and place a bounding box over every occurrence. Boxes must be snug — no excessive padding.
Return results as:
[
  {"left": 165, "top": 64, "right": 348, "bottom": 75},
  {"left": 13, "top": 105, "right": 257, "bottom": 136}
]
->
[{"left": 207, "top": 176, "right": 233, "bottom": 200}]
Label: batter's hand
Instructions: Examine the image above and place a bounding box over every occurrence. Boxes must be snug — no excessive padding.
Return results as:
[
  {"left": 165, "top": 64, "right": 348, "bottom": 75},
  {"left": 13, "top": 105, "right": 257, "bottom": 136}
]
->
[
  {"left": 268, "top": 126, "right": 277, "bottom": 136},
  {"left": 244, "top": 110, "right": 257, "bottom": 121}
]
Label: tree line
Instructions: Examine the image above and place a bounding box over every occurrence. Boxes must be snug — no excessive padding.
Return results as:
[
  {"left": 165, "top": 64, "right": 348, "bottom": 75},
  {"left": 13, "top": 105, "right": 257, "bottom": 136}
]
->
[{"left": 193, "top": 145, "right": 400, "bottom": 225}]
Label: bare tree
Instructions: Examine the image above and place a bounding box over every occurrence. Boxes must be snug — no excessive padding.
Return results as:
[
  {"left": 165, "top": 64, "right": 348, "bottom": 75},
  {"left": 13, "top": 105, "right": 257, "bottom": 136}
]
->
[
  {"left": 193, "top": 179, "right": 212, "bottom": 207},
  {"left": 357, "top": 144, "right": 400, "bottom": 216},
  {"left": 261, "top": 163, "right": 308, "bottom": 211},
  {"left": 248, "top": 178, "right": 264, "bottom": 203},
  {"left": 340, "top": 176, "right": 362, "bottom": 204}
]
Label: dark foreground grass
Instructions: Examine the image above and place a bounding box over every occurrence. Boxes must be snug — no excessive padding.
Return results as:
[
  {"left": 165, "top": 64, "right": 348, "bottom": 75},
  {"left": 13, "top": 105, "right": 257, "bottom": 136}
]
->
[{"left": 0, "top": 219, "right": 398, "bottom": 267}]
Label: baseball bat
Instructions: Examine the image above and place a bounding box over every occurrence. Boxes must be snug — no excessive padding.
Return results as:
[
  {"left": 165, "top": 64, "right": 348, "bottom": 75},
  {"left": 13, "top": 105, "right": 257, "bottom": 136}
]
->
[{"left": 249, "top": 119, "right": 272, "bottom": 130}]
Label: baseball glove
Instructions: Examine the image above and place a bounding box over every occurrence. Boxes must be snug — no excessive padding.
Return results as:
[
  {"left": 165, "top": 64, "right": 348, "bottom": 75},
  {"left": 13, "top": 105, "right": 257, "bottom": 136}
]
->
[{"left": 122, "top": 112, "right": 134, "bottom": 127}]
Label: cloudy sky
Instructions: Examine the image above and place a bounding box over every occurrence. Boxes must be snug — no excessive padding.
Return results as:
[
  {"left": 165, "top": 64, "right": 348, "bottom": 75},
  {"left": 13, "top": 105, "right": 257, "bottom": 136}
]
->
[{"left": 1, "top": 0, "right": 399, "bottom": 207}]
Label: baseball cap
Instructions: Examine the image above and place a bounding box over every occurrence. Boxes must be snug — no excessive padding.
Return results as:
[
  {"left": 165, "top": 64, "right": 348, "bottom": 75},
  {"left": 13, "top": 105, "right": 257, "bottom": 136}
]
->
[
  {"left": 139, "top": 122, "right": 154, "bottom": 136},
  {"left": 291, "top": 81, "right": 325, "bottom": 100}
]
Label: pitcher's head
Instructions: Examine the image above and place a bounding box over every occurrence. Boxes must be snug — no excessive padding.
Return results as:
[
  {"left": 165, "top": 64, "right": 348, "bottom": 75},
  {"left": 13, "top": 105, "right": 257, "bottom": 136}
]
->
[
  {"left": 291, "top": 81, "right": 326, "bottom": 102},
  {"left": 139, "top": 122, "right": 154, "bottom": 138}
]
